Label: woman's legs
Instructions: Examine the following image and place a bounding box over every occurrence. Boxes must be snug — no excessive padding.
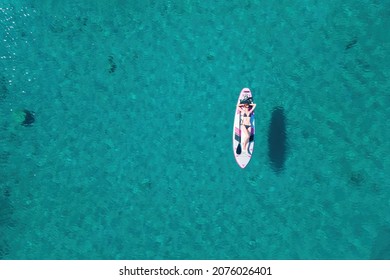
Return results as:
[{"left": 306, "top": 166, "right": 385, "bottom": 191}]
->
[
  {"left": 241, "top": 125, "right": 250, "bottom": 152},
  {"left": 244, "top": 127, "right": 252, "bottom": 151}
]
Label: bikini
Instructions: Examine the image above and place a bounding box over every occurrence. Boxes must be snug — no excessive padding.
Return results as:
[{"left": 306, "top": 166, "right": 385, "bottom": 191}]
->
[{"left": 241, "top": 112, "right": 251, "bottom": 129}]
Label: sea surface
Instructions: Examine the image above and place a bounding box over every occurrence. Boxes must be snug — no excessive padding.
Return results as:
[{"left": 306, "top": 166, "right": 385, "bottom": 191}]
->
[{"left": 0, "top": 0, "right": 389, "bottom": 259}]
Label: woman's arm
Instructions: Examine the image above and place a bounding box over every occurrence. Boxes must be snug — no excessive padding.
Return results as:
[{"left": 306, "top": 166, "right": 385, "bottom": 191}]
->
[{"left": 248, "top": 103, "right": 257, "bottom": 114}]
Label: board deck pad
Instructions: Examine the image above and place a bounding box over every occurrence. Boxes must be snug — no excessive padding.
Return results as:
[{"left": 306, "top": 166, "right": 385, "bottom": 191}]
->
[{"left": 232, "top": 88, "right": 255, "bottom": 168}]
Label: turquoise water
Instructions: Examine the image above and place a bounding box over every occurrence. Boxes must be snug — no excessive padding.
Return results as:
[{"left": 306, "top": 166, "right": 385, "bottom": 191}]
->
[{"left": 0, "top": 0, "right": 389, "bottom": 259}]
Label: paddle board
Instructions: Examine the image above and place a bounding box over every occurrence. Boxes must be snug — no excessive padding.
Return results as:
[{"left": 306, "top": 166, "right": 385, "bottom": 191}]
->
[{"left": 233, "top": 88, "right": 255, "bottom": 168}]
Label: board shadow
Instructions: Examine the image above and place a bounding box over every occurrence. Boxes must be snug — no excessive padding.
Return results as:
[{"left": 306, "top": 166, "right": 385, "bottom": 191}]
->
[{"left": 267, "top": 107, "right": 288, "bottom": 173}]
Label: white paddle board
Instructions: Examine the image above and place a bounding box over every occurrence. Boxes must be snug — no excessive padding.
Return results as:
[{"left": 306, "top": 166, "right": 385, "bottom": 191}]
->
[{"left": 233, "top": 88, "right": 255, "bottom": 168}]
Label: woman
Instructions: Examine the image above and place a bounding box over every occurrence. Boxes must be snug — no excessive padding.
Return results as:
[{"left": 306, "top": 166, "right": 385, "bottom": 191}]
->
[{"left": 237, "top": 100, "right": 256, "bottom": 153}]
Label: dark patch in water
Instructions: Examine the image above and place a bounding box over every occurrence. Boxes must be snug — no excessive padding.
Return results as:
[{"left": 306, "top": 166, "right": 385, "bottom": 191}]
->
[
  {"left": 108, "top": 55, "right": 117, "bottom": 73},
  {"left": 0, "top": 75, "right": 8, "bottom": 101},
  {"left": 21, "top": 109, "right": 35, "bottom": 126},
  {"left": 267, "top": 107, "right": 287, "bottom": 173},
  {"left": 76, "top": 16, "right": 88, "bottom": 28},
  {"left": 350, "top": 170, "right": 365, "bottom": 186},
  {"left": 3, "top": 188, "right": 10, "bottom": 198},
  {"left": 345, "top": 38, "right": 358, "bottom": 50}
]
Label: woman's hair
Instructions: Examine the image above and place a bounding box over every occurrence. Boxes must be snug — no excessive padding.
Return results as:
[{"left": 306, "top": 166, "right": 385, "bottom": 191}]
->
[{"left": 240, "top": 97, "right": 253, "bottom": 105}]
